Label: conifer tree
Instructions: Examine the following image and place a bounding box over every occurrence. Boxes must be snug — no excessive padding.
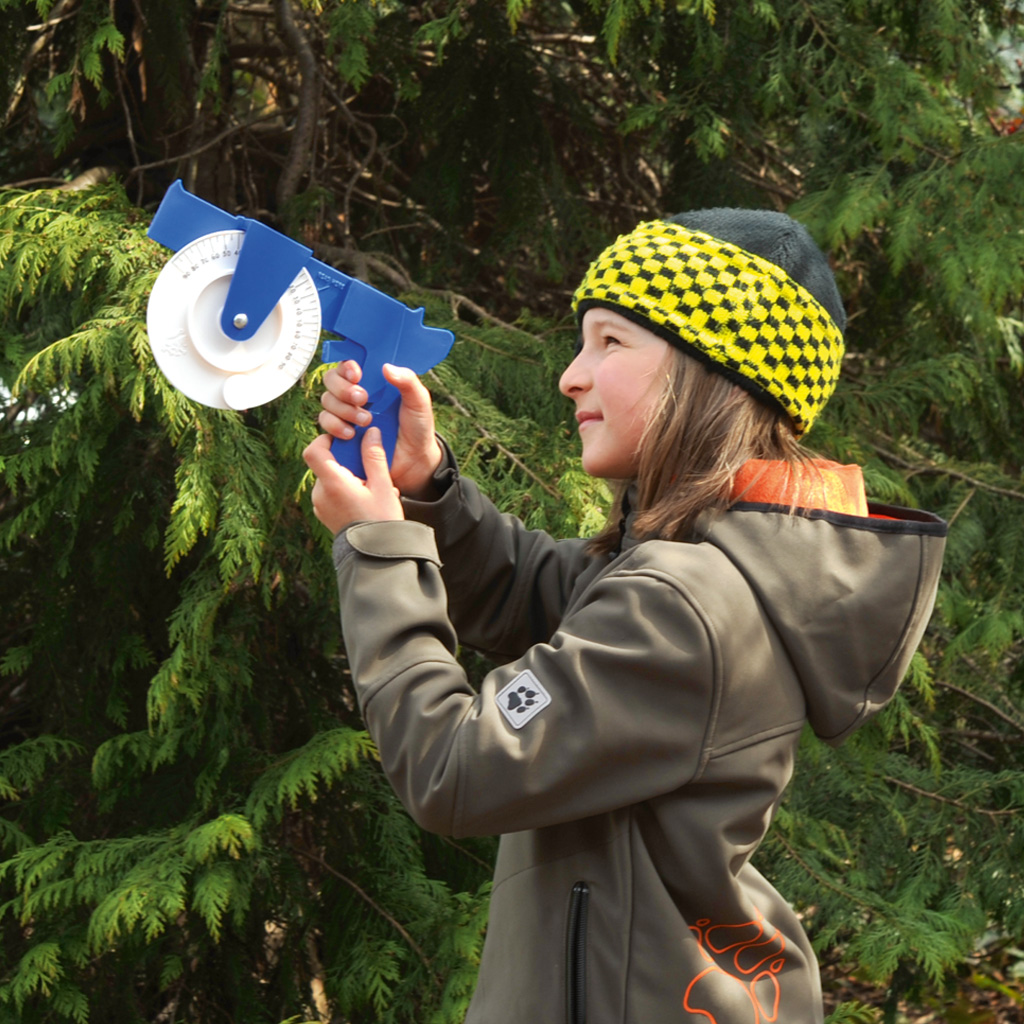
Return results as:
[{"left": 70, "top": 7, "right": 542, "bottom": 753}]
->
[{"left": 2, "top": 1, "right": 1024, "bottom": 1021}]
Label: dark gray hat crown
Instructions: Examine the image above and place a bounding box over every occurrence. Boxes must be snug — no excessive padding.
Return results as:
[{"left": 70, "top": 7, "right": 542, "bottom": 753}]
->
[{"left": 667, "top": 208, "right": 846, "bottom": 335}]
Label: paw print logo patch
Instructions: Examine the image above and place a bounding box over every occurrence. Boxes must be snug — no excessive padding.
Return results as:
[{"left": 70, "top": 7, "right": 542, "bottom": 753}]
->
[{"left": 496, "top": 670, "right": 552, "bottom": 730}]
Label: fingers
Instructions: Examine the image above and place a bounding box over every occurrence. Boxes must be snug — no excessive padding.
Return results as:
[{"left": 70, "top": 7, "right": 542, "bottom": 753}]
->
[
  {"left": 319, "top": 402, "right": 368, "bottom": 440},
  {"left": 334, "top": 360, "right": 362, "bottom": 385},
  {"left": 325, "top": 362, "right": 428, "bottom": 417},
  {"left": 320, "top": 362, "right": 433, "bottom": 441},
  {"left": 320, "top": 362, "right": 372, "bottom": 439},
  {"left": 318, "top": 361, "right": 437, "bottom": 497}
]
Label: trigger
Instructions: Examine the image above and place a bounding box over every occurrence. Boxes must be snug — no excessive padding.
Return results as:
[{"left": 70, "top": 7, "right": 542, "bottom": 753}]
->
[{"left": 321, "top": 336, "right": 367, "bottom": 368}]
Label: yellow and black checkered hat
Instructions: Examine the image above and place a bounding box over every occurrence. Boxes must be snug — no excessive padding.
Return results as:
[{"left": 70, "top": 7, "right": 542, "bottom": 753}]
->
[{"left": 572, "top": 219, "right": 845, "bottom": 436}]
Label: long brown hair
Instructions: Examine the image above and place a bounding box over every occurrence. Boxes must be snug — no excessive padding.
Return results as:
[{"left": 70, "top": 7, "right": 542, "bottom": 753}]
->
[{"left": 587, "top": 347, "right": 814, "bottom": 556}]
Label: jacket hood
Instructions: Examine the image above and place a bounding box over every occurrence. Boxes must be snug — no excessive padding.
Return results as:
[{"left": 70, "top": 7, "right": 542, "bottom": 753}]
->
[
  {"left": 625, "top": 461, "right": 947, "bottom": 745},
  {"left": 706, "top": 502, "right": 945, "bottom": 744}
]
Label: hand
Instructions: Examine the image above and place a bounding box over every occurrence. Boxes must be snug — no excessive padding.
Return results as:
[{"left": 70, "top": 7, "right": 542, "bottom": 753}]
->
[
  {"left": 303, "top": 427, "right": 405, "bottom": 535},
  {"left": 319, "top": 360, "right": 443, "bottom": 499}
]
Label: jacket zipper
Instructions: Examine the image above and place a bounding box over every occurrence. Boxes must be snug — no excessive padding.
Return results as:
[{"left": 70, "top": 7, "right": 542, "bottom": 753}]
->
[{"left": 566, "top": 880, "right": 590, "bottom": 1024}]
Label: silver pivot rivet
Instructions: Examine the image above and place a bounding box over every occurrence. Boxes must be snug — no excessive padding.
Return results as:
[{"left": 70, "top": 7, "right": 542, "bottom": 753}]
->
[{"left": 232, "top": 313, "right": 249, "bottom": 329}]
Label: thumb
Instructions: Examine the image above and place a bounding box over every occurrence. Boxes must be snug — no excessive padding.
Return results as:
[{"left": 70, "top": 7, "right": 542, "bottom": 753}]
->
[
  {"left": 383, "top": 363, "right": 432, "bottom": 413},
  {"left": 360, "top": 427, "right": 393, "bottom": 488},
  {"left": 303, "top": 432, "right": 341, "bottom": 475}
]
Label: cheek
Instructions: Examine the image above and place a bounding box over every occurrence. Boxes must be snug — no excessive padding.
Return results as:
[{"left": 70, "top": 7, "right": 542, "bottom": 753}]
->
[
  {"left": 635, "top": 381, "right": 667, "bottom": 424},
  {"left": 597, "top": 368, "right": 637, "bottom": 414},
  {"left": 606, "top": 370, "right": 663, "bottom": 431}
]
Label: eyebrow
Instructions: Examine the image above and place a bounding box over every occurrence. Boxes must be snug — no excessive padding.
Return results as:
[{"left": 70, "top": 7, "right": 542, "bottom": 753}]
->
[
  {"left": 585, "top": 312, "right": 637, "bottom": 334},
  {"left": 573, "top": 315, "right": 628, "bottom": 357}
]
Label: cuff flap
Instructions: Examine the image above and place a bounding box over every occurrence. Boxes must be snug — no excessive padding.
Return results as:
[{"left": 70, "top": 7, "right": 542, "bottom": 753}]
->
[{"left": 339, "top": 520, "right": 441, "bottom": 565}]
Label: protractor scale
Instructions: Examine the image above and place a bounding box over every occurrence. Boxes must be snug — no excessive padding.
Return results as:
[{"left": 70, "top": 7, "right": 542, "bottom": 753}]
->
[{"left": 146, "top": 230, "right": 322, "bottom": 409}]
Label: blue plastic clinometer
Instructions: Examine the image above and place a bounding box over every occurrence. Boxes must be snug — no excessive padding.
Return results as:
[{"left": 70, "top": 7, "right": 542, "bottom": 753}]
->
[{"left": 145, "top": 180, "right": 454, "bottom": 478}]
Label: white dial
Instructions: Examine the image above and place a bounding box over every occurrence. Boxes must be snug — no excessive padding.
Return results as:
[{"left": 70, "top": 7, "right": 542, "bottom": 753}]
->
[{"left": 146, "top": 230, "right": 322, "bottom": 409}]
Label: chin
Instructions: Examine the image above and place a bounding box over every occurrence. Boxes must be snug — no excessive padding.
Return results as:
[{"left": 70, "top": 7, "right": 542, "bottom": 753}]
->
[{"left": 582, "top": 456, "right": 634, "bottom": 480}]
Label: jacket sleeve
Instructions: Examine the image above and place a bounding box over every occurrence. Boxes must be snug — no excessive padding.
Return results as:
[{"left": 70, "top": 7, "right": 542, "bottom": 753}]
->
[
  {"left": 400, "top": 446, "right": 595, "bottom": 661},
  {"left": 335, "top": 519, "right": 720, "bottom": 838}
]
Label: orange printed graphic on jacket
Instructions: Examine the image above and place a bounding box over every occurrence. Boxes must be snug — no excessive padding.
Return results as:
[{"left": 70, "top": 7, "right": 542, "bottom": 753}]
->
[{"left": 683, "top": 911, "right": 787, "bottom": 1023}]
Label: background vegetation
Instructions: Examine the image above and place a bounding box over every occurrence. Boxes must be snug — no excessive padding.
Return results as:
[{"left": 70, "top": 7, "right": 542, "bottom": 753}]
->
[{"left": 1, "top": 1, "right": 1023, "bottom": 1021}]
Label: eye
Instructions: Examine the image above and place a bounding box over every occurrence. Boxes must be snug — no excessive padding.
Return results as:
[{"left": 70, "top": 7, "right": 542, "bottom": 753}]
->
[{"left": 604, "top": 334, "right": 623, "bottom": 347}]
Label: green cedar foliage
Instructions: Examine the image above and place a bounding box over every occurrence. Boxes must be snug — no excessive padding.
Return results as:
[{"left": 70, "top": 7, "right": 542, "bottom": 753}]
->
[
  {"left": 0, "top": 184, "right": 496, "bottom": 1022},
  {"left": 1, "top": 0, "right": 1024, "bottom": 1021}
]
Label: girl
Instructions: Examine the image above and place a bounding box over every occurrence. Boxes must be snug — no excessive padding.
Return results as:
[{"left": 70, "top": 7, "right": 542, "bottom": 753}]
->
[{"left": 303, "top": 212, "right": 947, "bottom": 1024}]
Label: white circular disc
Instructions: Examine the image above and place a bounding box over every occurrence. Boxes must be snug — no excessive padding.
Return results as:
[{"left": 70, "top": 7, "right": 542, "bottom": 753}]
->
[{"left": 146, "top": 230, "right": 322, "bottom": 409}]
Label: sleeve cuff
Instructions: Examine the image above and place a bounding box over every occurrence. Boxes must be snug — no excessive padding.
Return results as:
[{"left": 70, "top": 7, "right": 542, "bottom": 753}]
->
[
  {"left": 401, "top": 437, "right": 466, "bottom": 534},
  {"left": 402, "top": 436, "right": 458, "bottom": 502},
  {"left": 333, "top": 519, "right": 442, "bottom": 573}
]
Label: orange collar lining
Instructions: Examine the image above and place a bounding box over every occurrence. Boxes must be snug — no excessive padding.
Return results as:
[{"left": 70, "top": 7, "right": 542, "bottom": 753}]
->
[{"left": 731, "top": 459, "right": 870, "bottom": 517}]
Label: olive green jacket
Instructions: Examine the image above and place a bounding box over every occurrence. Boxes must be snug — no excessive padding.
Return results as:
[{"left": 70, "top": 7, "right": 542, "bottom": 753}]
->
[{"left": 332, "top": 457, "right": 946, "bottom": 1024}]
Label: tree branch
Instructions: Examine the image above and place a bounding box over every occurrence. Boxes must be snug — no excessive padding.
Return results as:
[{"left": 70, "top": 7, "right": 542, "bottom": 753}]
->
[
  {"left": 3, "top": 0, "right": 78, "bottom": 128},
  {"left": 274, "top": 0, "right": 319, "bottom": 209},
  {"left": 936, "top": 677, "right": 1024, "bottom": 736},
  {"left": 874, "top": 444, "right": 1024, "bottom": 503},
  {"left": 427, "top": 372, "right": 562, "bottom": 499},
  {"left": 291, "top": 846, "right": 441, "bottom": 988},
  {"left": 126, "top": 113, "right": 284, "bottom": 178},
  {"left": 885, "top": 776, "right": 1018, "bottom": 820}
]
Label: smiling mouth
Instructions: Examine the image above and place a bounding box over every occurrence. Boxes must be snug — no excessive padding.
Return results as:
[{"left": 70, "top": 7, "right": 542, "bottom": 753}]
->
[{"left": 576, "top": 413, "right": 601, "bottom": 428}]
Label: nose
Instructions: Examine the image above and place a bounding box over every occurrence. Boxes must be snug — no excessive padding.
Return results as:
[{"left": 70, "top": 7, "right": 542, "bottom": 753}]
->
[{"left": 559, "top": 346, "right": 589, "bottom": 398}]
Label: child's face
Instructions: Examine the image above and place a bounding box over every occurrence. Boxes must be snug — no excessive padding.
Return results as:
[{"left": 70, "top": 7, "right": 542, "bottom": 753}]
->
[{"left": 559, "top": 308, "right": 672, "bottom": 479}]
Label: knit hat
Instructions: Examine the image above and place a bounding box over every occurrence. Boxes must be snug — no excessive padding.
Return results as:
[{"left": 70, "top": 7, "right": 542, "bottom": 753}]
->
[{"left": 572, "top": 210, "right": 846, "bottom": 436}]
